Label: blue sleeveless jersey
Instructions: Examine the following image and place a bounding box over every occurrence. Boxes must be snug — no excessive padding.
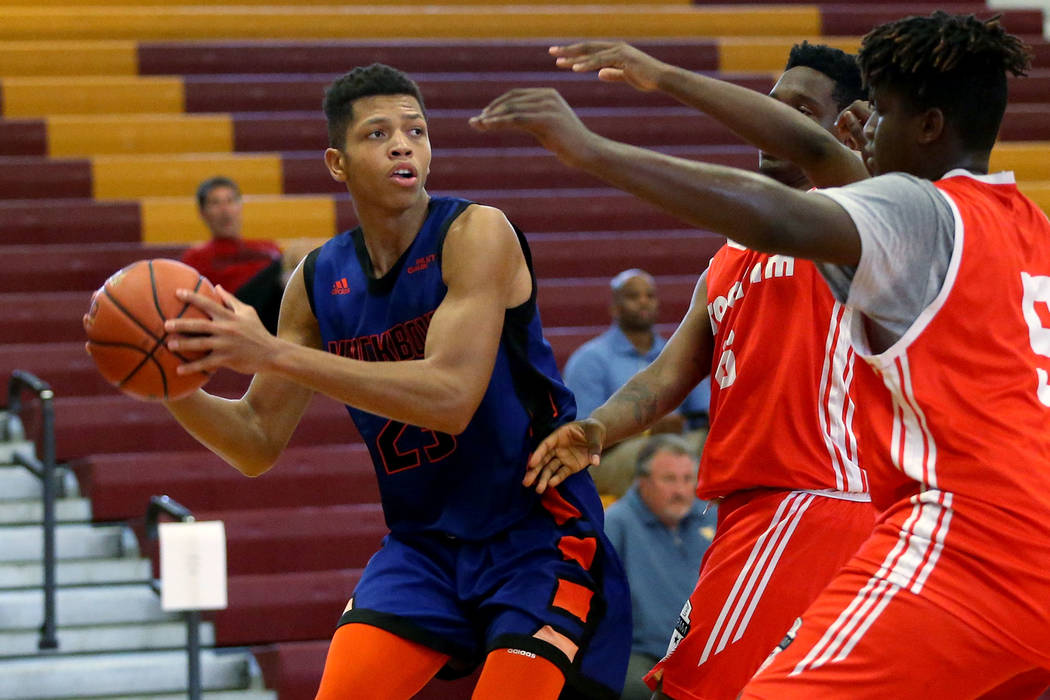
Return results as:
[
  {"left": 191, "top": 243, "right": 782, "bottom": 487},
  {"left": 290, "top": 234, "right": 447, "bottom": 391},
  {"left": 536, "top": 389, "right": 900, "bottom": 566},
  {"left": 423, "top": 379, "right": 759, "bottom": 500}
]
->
[{"left": 306, "top": 197, "right": 579, "bottom": 539}]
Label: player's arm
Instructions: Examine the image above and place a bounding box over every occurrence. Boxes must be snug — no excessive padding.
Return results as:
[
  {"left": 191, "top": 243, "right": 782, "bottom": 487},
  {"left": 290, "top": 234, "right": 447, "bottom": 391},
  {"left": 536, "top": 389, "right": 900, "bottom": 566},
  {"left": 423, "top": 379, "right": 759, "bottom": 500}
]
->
[
  {"left": 550, "top": 42, "right": 869, "bottom": 188},
  {"left": 592, "top": 273, "right": 714, "bottom": 445},
  {"left": 169, "top": 204, "right": 523, "bottom": 437},
  {"left": 471, "top": 89, "right": 861, "bottom": 265},
  {"left": 526, "top": 274, "right": 714, "bottom": 492},
  {"left": 163, "top": 262, "right": 320, "bottom": 476}
]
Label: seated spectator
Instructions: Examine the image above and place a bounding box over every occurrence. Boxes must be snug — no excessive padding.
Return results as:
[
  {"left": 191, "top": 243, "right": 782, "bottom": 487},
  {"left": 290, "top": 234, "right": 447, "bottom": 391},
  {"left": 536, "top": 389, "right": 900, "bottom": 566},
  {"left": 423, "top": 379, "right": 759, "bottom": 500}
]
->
[
  {"left": 181, "top": 176, "right": 284, "bottom": 333},
  {"left": 564, "top": 268, "right": 710, "bottom": 497},
  {"left": 604, "top": 435, "right": 716, "bottom": 700}
]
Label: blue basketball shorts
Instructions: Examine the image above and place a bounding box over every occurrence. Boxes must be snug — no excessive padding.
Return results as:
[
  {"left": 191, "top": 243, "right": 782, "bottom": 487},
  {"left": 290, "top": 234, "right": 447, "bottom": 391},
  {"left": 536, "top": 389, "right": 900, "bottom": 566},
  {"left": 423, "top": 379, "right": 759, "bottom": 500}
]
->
[{"left": 337, "top": 484, "right": 631, "bottom": 699}]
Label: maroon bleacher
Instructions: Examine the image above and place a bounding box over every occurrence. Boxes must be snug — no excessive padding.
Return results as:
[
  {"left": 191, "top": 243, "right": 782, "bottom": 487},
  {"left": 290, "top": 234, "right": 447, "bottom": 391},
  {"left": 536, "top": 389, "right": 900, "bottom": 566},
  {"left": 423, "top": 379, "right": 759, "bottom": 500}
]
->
[
  {"left": 53, "top": 393, "right": 357, "bottom": 457},
  {"left": 4, "top": 18, "right": 1049, "bottom": 700},
  {"left": 136, "top": 39, "right": 723, "bottom": 76},
  {"left": 216, "top": 569, "right": 365, "bottom": 643},
  {"left": 0, "top": 157, "right": 92, "bottom": 200},
  {"left": 183, "top": 71, "right": 774, "bottom": 114},
  {"left": 0, "top": 244, "right": 185, "bottom": 291},
  {"left": 75, "top": 444, "right": 379, "bottom": 521},
  {"left": 0, "top": 200, "right": 141, "bottom": 244}
]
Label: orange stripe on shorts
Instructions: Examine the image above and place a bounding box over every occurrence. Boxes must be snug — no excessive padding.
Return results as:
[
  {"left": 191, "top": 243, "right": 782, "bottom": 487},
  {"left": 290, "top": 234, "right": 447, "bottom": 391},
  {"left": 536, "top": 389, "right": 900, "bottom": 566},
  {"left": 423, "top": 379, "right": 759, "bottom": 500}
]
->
[
  {"left": 541, "top": 488, "right": 582, "bottom": 525},
  {"left": 558, "top": 535, "right": 597, "bottom": 570},
  {"left": 552, "top": 578, "right": 593, "bottom": 623}
]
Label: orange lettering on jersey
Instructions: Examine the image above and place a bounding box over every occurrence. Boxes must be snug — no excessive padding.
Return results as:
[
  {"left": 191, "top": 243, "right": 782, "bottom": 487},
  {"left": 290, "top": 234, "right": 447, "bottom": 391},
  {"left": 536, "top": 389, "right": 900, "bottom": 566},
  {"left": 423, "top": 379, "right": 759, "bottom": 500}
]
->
[{"left": 407, "top": 254, "right": 436, "bottom": 274}]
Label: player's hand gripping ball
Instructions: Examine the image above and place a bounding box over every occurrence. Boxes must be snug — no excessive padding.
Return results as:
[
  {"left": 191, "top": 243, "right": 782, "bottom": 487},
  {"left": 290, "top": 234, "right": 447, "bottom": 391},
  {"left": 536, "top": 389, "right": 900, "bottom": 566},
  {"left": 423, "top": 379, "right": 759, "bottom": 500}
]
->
[{"left": 83, "top": 258, "right": 221, "bottom": 401}]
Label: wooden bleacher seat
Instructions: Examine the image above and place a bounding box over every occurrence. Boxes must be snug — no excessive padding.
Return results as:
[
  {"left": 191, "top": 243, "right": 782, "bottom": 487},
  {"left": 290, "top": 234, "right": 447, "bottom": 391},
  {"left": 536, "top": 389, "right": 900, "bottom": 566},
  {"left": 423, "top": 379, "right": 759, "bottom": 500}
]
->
[
  {"left": 52, "top": 393, "right": 357, "bottom": 456},
  {"left": 0, "top": 6, "right": 821, "bottom": 42},
  {"left": 75, "top": 444, "right": 380, "bottom": 520}
]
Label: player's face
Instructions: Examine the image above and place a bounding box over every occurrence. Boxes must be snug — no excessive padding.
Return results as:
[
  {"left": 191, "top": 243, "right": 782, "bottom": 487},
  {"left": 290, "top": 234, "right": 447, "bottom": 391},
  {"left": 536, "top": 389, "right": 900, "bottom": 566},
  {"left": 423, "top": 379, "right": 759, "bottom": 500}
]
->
[
  {"left": 612, "top": 275, "right": 658, "bottom": 332},
  {"left": 338, "top": 94, "right": 432, "bottom": 208},
  {"left": 862, "top": 86, "right": 922, "bottom": 177},
  {"left": 759, "top": 66, "right": 840, "bottom": 188},
  {"left": 638, "top": 451, "right": 698, "bottom": 528},
  {"left": 200, "top": 185, "right": 243, "bottom": 240}
]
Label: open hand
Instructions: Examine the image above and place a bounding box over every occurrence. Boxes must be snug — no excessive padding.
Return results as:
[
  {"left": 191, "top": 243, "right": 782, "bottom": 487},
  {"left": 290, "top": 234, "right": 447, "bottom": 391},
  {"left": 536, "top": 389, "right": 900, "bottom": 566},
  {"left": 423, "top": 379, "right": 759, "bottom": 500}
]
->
[
  {"left": 524, "top": 418, "right": 606, "bottom": 494},
  {"left": 550, "top": 41, "right": 667, "bottom": 93},
  {"left": 470, "top": 88, "right": 594, "bottom": 162},
  {"left": 835, "top": 100, "right": 872, "bottom": 153}
]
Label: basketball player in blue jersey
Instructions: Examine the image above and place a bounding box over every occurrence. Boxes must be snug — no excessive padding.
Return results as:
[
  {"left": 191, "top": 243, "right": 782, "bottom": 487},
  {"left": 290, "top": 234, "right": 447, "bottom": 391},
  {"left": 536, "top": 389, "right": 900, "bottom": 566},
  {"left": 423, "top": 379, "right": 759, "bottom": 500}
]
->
[{"left": 160, "top": 63, "right": 630, "bottom": 699}]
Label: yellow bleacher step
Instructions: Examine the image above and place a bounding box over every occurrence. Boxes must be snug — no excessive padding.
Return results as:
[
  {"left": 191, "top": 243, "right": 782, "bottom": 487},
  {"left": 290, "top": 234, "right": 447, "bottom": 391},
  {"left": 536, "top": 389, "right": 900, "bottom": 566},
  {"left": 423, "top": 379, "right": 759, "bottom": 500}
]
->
[
  {"left": 93, "top": 154, "right": 282, "bottom": 199},
  {"left": 2, "top": 76, "right": 183, "bottom": 117},
  {"left": 991, "top": 143, "right": 1050, "bottom": 181},
  {"left": 1019, "top": 181, "right": 1050, "bottom": 214},
  {"left": 0, "top": 6, "right": 820, "bottom": 41},
  {"left": 718, "top": 36, "right": 860, "bottom": 72},
  {"left": 0, "top": 40, "right": 137, "bottom": 77},
  {"left": 46, "top": 114, "right": 232, "bottom": 157},
  {"left": 142, "top": 195, "right": 336, "bottom": 244}
]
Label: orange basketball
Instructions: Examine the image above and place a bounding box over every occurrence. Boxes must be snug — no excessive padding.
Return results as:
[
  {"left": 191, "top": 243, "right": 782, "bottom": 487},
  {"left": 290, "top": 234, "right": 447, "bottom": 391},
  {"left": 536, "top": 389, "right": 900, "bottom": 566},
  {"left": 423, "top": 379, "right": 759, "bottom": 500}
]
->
[{"left": 84, "top": 258, "right": 221, "bottom": 401}]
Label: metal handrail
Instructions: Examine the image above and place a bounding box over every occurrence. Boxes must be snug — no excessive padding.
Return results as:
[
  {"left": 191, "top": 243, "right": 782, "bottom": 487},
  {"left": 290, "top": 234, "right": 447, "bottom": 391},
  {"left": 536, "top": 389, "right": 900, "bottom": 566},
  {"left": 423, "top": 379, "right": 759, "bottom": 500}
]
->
[
  {"left": 145, "top": 495, "right": 202, "bottom": 700},
  {"left": 6, "top": 370, "right": 58, "bottom": 651}
]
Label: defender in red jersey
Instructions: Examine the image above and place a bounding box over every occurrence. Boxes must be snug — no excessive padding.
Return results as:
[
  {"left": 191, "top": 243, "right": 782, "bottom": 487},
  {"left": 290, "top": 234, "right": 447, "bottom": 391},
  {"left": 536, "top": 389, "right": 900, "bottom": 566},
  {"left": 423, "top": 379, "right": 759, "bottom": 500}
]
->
[
  {"left": 476, "top": 42, "right": 881, "bottom": 699},
  {"left": 473, "top": 12, "right": 1050, "bottom": 698}
]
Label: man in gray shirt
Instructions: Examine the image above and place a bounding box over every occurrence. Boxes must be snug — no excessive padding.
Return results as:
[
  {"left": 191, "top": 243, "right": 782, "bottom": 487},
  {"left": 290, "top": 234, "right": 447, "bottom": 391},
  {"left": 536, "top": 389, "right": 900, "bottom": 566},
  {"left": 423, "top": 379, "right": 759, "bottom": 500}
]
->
[{"left": 604, "top": 435, "right": 715, "bottom": 700}]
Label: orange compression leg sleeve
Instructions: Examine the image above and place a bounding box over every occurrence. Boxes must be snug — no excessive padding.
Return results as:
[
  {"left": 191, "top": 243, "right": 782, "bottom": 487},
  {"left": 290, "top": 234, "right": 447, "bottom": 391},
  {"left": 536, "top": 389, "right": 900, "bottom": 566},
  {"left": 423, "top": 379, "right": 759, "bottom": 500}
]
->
[
  {"left": 471, "top": 646, "right": 567, "bottom": 700},
  {"left": 314, "top": 623, "right": 450, "bottom": 700}
]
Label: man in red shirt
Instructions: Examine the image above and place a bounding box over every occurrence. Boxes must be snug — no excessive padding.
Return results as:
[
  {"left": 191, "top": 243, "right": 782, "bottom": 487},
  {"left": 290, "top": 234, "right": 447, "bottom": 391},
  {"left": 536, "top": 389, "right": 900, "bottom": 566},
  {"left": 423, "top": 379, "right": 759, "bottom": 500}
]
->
[{"left": 181, "top": 176, "right": 284, "bottom": 332}]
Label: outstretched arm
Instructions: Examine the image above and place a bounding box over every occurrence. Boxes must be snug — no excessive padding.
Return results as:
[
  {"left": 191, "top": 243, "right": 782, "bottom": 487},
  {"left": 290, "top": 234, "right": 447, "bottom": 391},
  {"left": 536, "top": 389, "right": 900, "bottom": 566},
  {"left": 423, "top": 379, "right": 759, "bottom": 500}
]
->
[
  {"left": 526, "top": 274, "right": 715, "bottom": 492},
  {"left": 166, "top": 205, "right": 530, "bottom": 464},
  {"left": 550, "top": 42, "right": 868, "bottom": 188},
  {"left": 471, "top": 89, "right": 861, "bottom": 265},
  {"left": 591, "top": 274, "right": 714, "bottom": 445}
]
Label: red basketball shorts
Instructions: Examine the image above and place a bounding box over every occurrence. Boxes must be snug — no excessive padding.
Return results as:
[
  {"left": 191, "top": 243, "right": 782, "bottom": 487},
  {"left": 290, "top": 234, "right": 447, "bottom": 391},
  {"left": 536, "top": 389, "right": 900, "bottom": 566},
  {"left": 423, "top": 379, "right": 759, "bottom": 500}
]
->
[
  {"left": 741, "top": 493, "right": 1050, "bottom": 699},
  {"left": 646, "top": 488, "right": 876, "bottom": 700}
]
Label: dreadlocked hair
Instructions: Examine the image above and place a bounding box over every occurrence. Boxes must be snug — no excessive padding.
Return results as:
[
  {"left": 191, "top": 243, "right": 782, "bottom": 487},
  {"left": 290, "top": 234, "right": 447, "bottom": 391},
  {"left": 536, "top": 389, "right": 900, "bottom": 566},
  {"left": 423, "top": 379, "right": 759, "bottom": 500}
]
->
[{"left": 858, "top": 11, "right": 1032, "bottom": 151}]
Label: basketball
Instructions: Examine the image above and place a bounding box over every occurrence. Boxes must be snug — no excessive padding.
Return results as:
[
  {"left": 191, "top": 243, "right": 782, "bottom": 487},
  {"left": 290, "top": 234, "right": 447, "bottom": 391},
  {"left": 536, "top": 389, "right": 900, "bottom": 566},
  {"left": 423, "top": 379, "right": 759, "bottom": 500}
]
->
[{"left": 83, "top": 258, "right": 221, "bottom": 401}]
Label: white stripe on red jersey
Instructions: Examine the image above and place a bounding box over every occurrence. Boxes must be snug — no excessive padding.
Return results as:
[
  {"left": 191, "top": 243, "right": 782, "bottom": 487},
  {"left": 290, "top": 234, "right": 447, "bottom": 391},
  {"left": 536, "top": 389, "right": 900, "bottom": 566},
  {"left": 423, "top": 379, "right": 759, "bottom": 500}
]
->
[{"left": 702, "top": 248, "right": 874, "bottom": 498}]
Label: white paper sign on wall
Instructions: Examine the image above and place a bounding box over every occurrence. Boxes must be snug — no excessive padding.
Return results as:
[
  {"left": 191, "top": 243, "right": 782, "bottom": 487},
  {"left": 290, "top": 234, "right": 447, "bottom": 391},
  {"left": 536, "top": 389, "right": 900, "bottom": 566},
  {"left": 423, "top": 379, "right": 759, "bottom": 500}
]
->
[{"left": 159, "top": 520, "right": 228, "bottom": 612}]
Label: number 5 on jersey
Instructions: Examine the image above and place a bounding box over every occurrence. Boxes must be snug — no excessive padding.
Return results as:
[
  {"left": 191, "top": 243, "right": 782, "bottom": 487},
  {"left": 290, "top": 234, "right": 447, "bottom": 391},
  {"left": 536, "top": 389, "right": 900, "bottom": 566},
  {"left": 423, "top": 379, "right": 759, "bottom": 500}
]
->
[{"left": 1021, "top": 272, "right": 1050, "bottom": 407}]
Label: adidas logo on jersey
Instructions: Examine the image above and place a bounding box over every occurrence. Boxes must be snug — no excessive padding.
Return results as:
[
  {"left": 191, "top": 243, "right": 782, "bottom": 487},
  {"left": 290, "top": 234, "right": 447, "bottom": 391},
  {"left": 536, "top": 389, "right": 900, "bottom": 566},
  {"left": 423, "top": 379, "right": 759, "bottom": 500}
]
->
[{"left": 331, "top": 278, "right": 351, "bottom": 295}]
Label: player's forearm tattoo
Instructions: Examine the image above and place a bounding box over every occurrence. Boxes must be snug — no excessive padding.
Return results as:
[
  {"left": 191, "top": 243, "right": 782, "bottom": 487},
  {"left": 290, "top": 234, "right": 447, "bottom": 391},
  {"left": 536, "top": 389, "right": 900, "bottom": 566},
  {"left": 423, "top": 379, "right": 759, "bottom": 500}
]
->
[{"left": 611, "top": 383, "right": 661, "bottom": 428}]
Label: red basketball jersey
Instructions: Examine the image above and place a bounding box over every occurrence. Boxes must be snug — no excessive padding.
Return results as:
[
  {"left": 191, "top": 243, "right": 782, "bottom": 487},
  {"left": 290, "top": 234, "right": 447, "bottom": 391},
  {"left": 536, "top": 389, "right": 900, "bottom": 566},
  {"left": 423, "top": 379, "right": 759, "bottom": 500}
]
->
[
  {"left": 701, "top": 244, "right": 873, "bottom": 499},
  {"left": 849, "top": 172, "right": 1050, "bottom": 664}
]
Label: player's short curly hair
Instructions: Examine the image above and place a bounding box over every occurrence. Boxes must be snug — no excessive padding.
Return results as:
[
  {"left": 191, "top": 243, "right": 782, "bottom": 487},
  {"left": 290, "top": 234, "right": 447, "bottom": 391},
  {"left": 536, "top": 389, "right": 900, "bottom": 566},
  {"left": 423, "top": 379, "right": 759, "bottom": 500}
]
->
[
  {"left": 323, "top": 63, "right": 427, "bottom": 150},
  {"left": 859, "top": 11, "right": 1031, "bottom": 151},
  {"left": 784, "top": 41, "right": 865, "bottom": 111}
]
